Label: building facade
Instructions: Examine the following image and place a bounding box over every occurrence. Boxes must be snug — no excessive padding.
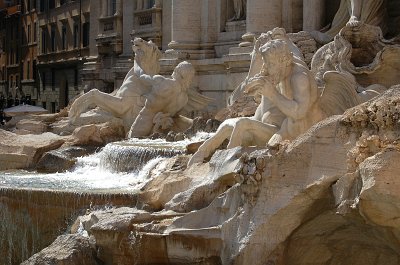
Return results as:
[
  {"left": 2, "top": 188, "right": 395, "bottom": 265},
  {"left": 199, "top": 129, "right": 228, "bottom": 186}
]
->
[
  {"left": 1, "top": 0, "right": 399, "bottom": 114},
  {"left": 37, "top": 0, "right": 91, "bottom": 112},
  {"left": 0, "top": 0, "right": 22, "bottom": 109},
  {"left": 21, "top": 0, "right": 38, "bottom": 106}
]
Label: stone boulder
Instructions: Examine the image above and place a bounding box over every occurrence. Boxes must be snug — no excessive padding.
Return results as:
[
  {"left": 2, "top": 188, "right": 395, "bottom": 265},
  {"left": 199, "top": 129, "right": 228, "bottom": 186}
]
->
[
  {"left": 16, "top": 119, "right": 48, "bottom": 134},
  {"left": 36, "top": 146, "right": 97, "bottom": 173},
  {"left": 21, "top": 234, "right": 97, "bottom": 265},
  {"left": 0, "top": 130, "right": 65, "bottom": 170}
]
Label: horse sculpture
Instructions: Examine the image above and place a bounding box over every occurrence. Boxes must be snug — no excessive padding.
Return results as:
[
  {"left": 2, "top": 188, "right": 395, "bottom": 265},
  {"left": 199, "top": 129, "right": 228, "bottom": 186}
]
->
[{"left": 68, "top": 38, "right": 163, "bottom": 133}]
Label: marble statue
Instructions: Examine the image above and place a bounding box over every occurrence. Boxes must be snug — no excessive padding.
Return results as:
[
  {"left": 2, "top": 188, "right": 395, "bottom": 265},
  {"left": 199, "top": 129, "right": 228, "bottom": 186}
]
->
[
  {"left": 128, "top": 61, "right": 196, "bottom": 138},
  {"left": 68, "top": 38, "right": 163, "bottom": 133},
  {"left": 228, "top": 0, "right": 247, "bottom": 21},
  {"left": 312, "top": 0, "right": 386, "bottom": 44},
  {"left": 188, "top": 28, "right": 376, "bottom": 166}
]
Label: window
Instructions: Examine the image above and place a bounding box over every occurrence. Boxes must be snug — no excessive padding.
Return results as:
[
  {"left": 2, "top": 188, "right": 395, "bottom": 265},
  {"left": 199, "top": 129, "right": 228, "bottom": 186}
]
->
[
  {"left": 27, "top": 60, "right": 30, "bottom": 79},
  {"left": 41, "top": 29, "right": 46, "bottom": 53},
  {"left": 27, "top": 24, "right": 31, "bottom": 43},
  {"left": 50, "top": 26, "right": 55, "bottom": 52},
  {"left": 82, "top": 22, "right": 89, "bottom": 47},
  {"left": 51, "top": 102, "right": 56, "bottom": 113},
  {"left": 51, "top": 69, "right": 55, "bottom": 90},
  {"left": 49, "top": 0, "right": 55, "bottom": 9},
  {"left": 42, "top": 101, "right": 46, "bottom": 109},
  {"left": 9, "top": 49, "right": 13, "bottom": 64},
  {"left": 110, "top": 0, "right": 116, "bottom": 15},
  {"left": 27, "top": 0, "right": 31, "bottom": 12},
  {"left": 73, "top": 23, "right": 78, "bottom": 48},
  {"left": 33, "top": 60, "right": 37, "bottom": 80},
  {"left": 42, "top": 71, "right": 46, "bottom": 90},
  {"left": 60, "top": 0, "right": 67, "bottom": 5},
  {"left": 39, "top": 0, "right": 45, "bottom": 12},
  {"left": 33, "top": 22, "right": 37, "bottom": 42},
  {"left": 74, "top": 68, "right": 78, "bottom": 89},
  {"left": 146, "top": 0, "right": 155, "bottom": 9},
  {"left": 33, "top": 0, "right": 37, "bottom": 10},
  {"left": 61, "top": 25, "right": 67, "bottom": 50}
]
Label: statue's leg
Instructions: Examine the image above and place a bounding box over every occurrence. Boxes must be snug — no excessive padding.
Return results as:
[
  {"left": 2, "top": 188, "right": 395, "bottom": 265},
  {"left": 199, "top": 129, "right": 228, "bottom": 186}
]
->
[
  {"left": 188, "top": 118, "right": 239, "bottom": 166},
  {"left": 227, "top": 118, "right": 279, "bottom": 148}
]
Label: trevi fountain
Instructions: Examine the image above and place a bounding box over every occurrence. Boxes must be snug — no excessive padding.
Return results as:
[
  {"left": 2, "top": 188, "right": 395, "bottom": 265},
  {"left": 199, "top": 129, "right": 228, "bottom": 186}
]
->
[{"left": 1, "top": 0, "right": 400, "bottom": 264}]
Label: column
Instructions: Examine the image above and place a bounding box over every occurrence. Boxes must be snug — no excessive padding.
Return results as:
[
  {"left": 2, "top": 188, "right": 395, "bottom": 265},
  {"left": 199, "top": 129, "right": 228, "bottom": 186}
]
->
[
  {"left": 101, "top": 0, "right": 108, "bottom": 17},
  {"left": 303, "top": 0, "right": 325, "bottom": 31},
  {"left": 242, "top": 0, "right": 282, "bottom": 44},
  {"left": 122, "top": 0, "right": 133, "bottom": 56},
  {"left": 162, "top": 0, "right": 172, "bottom": 50},
  {"left": 168, "top": 0, "right": 202, "bottom": 52}
]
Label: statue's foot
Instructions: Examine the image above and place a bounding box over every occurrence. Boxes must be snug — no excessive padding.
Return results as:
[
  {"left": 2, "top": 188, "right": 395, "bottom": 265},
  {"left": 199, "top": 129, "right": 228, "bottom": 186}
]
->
[
  {"left": 310, "top": 30, "right": 332, "bottom": 45},
  {"left": 187, "top": 151, "right": 206, "bottom": 167}
]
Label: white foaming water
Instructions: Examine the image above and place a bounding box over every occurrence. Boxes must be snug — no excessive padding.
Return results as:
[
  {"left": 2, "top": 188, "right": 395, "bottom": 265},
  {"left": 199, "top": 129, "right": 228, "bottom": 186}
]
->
[
  {"left": 0, "top": 152, "right": 153, "bottom": 193},
  {"left": 0, "top": 132, "right": 214, "bottom": 192}
]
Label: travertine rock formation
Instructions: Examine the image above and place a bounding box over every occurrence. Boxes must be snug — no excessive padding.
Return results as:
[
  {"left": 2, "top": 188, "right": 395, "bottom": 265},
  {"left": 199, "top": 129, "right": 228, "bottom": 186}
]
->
[{"left": 26, "top": 87, "right": 400, "bottom": 264}]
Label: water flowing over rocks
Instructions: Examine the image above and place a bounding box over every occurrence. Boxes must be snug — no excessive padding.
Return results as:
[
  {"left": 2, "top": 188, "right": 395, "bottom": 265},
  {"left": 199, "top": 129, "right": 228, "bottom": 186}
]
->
[
  {"left": 99, "top": 140, "right": 187, "bottom": 172},
  {"left": 36, "top": 146, "right": 98, "bottom": 173},
  {"left": 21, "top": 87, "right": 400, "bottom": 264}
]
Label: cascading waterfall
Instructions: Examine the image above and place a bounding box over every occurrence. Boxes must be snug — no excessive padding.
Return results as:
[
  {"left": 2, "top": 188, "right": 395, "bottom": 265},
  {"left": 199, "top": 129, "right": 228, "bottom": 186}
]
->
[{"left": 99, "top": 138, "right": 188, "bottom": 172}]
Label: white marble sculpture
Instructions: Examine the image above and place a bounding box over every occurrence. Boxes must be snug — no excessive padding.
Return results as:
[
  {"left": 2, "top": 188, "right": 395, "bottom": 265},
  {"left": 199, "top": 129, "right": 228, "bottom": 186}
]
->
[
  {"left": 69, "top": 38, "right": 211, "bottom": 137},
  {"left": 128, "top": 61, "right": 198, "bottom": 138},
  {"left": 311, "top": 0, "right": 386, "bottom": 44},
  {"left": 68, "top": 38, "right": 162, "bottom": 133},
  {"left": 188, "top": 29, "right": 376, "bottom": 166}
]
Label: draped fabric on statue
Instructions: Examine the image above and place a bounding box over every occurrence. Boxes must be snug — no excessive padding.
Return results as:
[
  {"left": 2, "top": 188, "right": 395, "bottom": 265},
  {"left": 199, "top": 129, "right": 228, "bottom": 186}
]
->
[{"left": 325, "top": 0, "right": 386, "bottom": 40}]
